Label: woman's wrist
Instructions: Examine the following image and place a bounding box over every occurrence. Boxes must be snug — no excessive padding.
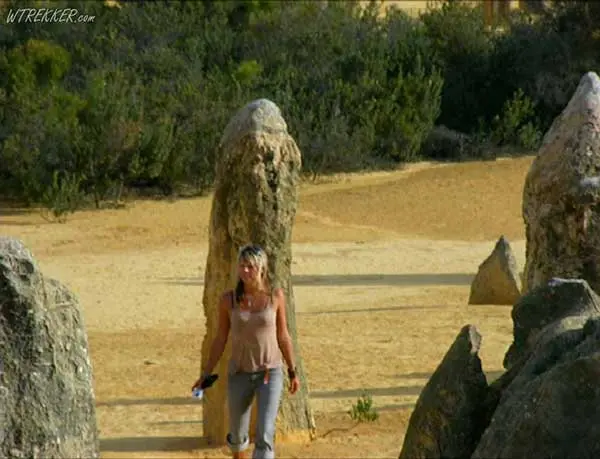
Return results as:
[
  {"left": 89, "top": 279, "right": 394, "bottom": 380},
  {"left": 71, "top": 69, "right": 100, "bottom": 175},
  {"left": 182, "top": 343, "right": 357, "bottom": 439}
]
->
[{"left": 287, "top": 366, "right": 297, "bottom": 380}]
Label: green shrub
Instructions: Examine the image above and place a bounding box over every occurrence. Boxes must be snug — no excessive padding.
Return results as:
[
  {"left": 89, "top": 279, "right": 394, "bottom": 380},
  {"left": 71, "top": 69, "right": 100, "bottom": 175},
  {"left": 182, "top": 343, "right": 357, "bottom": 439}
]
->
[
  {"left": 40, "top": 170, "right": 85, "bottom": 223},
  {"left": 420, "top": 1, "right": 493, "bottom": 133},
  {"left": 2, "top": 0, "right": 597, "bottom": 209},
  {"left": 488, "top": 18, "right": 574, "bottom": 131},
  {"left": 349, "top": 391, "right": 379, "bottom": 422},
  {"left": 489, "top": 88, "right": 542, "bottom": 150}
]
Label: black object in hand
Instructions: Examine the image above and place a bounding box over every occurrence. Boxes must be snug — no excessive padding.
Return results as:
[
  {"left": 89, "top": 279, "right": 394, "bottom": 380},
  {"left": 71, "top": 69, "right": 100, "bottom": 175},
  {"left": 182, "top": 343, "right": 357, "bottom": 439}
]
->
[{"left": 201, "top": 374, "right": 219, "bottom": 389}]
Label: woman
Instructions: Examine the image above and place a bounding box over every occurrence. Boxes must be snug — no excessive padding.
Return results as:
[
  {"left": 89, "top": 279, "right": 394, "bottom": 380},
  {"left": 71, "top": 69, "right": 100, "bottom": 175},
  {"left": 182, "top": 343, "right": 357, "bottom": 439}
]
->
[{"left": 192, "top": 244, "right": 300, "bottom": 459}]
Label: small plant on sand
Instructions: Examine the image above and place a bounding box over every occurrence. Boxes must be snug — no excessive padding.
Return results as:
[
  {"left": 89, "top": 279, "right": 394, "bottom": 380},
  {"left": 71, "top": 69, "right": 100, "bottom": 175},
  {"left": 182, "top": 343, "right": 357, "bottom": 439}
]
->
[{"left": 349, "top": 391, "right": 379, "bottom": 422}]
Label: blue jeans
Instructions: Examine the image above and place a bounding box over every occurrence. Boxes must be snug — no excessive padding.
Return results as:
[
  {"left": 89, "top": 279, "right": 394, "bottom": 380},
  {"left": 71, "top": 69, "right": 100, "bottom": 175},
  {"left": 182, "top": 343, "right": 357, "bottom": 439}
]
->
[{"left": 226, "top": 367, "right": 284, "bottom": 459}]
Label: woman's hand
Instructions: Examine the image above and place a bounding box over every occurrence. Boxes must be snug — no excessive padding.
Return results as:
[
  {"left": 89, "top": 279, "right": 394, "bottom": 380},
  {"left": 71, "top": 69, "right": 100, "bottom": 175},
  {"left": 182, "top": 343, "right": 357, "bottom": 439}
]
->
[
  {"left": 289, "top": 375, "right": 300, "bottom": 394},
  {"left": 191, "top": 375, "right": 205, "bottom": 392}
]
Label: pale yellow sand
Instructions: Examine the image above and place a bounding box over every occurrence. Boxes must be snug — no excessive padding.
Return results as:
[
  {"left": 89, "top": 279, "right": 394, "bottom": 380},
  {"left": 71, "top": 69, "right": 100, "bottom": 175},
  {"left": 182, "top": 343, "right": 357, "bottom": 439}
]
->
[{"left": 1, "top": 155, "right": 533, "bottom": 458}]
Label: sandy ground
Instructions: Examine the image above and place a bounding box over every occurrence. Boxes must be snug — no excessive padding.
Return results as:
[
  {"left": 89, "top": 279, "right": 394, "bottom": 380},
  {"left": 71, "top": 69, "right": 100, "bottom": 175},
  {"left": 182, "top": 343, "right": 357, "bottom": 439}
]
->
[{"left": 1, "top": 155, "right": 534, "bottom": 458}]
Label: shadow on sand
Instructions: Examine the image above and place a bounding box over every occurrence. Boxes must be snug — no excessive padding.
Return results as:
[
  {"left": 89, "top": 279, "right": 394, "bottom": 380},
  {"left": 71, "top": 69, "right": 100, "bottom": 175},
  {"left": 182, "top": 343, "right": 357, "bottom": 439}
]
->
[
  {"left": 97, "top": 372, "right": 507, "bottom": 450},
  {"left": 0, "top": 206, "right": 44, "bottom": 226},
  {"left": 97, "top": 397, "right": 196, "bottom": 407},
  {"left": 157, "top": 272, "right": 474, "bottom": 288},
  {"left": 299, "top": 304, "right": 448, "bottom": 315},
  {"left": 97, "top": 368, "right": 506, "bottom": 411},
  {"left": 97, "top": 385, "right": 425, "bottom": 411},
  {"left": 312, "top": 385, "right": 423, "bottom": 399},
  {"left": 0, "top": 207, "right": 31, "bottom": 216},
  {"left": 100, "top": 436, "right": 209, "bottom": 453}
]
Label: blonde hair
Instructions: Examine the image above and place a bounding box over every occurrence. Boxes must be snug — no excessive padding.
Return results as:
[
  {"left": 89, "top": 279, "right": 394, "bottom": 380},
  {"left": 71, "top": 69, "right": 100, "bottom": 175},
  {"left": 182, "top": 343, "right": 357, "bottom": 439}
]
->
[{"left": 235, "top": 244, "right": 270, "bottom": 302}]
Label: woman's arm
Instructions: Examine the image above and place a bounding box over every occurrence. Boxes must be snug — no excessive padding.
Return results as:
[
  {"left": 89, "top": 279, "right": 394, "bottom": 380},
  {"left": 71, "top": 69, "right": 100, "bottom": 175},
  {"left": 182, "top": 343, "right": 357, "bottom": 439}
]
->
[
  {"left": 201, "top": 291, "right": 232, "bottom": 376},
  {"left": 274, "top": 287, "right": 296, "bottom": 371}
]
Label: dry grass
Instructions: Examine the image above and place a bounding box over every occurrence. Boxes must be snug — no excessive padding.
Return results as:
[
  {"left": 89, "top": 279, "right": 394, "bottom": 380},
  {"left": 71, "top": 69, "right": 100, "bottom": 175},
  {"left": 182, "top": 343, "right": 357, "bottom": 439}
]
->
[{"left": 1, "top": 155, "right": 534, "bottom": 458}]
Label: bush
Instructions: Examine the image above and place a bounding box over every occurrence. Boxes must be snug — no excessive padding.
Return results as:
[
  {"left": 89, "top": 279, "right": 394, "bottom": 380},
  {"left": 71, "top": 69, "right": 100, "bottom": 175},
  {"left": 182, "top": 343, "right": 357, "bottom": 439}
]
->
[
  {"left": 349, "top": 391, "right": 379, "bottom": 422},
  {"left": 420, "top": 1, "right": 493, "bottom": 133},
  {"left": 40, "top": 171, "right": 85, "bottom": 223},
  {"left": 489, "top": 88, "right": 542, "bottom": 151},
  {"left": 2, "top": 0, "right": 597, "bottom": 211},
  {"left": 487, "top": 17, "right": 575, "bottom": 131}
]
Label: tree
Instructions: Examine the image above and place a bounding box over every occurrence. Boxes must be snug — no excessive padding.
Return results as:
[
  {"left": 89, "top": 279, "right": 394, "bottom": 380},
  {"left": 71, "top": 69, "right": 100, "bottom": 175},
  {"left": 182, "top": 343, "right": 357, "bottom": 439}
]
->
[{"left": 77, "top": 68, "right": 144, "bottom": 207}]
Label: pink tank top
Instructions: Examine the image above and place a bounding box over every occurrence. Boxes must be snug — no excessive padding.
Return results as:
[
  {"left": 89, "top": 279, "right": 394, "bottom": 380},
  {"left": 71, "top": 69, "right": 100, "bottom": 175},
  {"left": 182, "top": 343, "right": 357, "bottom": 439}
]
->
[{"left": 228, "top": 291, "right": 283, "bottom": 374}]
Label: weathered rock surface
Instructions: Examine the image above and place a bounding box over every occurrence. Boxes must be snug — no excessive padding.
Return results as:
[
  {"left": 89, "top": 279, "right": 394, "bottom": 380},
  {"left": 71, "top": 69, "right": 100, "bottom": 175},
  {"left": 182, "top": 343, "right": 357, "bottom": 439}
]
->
[
  {"left": 398, "top": 278, "right": 600, "bottom": 459},
  {"left": 468, "top": 236, "right": 521, "bottom": 305},
  {"left": 473, "top": 281, "right": 600, "bottom": 458},
  {"left": 399, "top": 325, "right": 491, "bottom": 459},
  {"left": 522, "top": 71, "right": 600, "bottom": 295},
  {"left": 201, "top": 99, "right": 315, "bottom": 444},
  {"left": 503, "top": 278, "right": 600, "bottom": 369},
  {"left": 0, "top": 237, "right": 99, "bottom": 458},
  {"left": 473, "top": 316, "right": 600, "bottom": 459}
]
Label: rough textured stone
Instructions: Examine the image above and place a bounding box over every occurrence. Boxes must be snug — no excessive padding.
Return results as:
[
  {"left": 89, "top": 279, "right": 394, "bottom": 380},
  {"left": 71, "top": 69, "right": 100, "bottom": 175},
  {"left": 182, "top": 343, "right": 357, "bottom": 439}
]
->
[
  {"left": 398, "top": 325, "right": 491, "bottom": 459},
  {"left": 503, "top": 278, "right": 600, "bottom": 369},
  {"left": 201, "top": 99, "right": 315, "bottom": 445},
  {"left": 468, "top": 236, "right": 521, "bottom": 305},
  {"left": 522, "top": 71, "right": 600, "bottom": 295},
  {"left": 0, "top": 237, "right": 99, "bottom": 458},
  {"left": 473, "top": 317, "right": 600, "bottom": 459}
]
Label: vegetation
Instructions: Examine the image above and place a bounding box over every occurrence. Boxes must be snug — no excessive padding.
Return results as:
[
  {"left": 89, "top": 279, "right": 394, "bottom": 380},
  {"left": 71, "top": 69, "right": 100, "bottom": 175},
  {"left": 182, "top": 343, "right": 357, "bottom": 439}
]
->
[
  {"left": 349, "top": 391, "right": 379, "bottom": 422},
  {"left": 0, "top": 0, "right": 598, "bottom": 218}
]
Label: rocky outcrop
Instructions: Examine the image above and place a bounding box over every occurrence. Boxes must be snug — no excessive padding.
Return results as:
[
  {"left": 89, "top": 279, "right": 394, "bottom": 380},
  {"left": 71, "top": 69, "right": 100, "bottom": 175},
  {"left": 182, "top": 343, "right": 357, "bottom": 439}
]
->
[
  {"left": 469, "top": 236, "right": 521, "bottom": 305},
  {"left": 474, "top": 313, "right": 600, "bottom": 458},
  {"left": 0, "top": 237, "right": 99, "bottom": 458},
  {"left": 522, "top": 71, "right": 600, "bottom": 295},
  {"left": 503, "top": 278, "right": 600, "bottom": 369},
  {"left": 399, "top": 325, "right": 492, "bottom": 459},
  {"left": 400, "top": 278, "right": 600, "bottom": 459}
]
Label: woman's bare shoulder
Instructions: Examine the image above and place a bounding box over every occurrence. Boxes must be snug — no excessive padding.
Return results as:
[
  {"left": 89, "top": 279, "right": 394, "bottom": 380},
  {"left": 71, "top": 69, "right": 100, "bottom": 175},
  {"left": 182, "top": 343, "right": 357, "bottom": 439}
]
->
[
  {"left": 272, "top": 287, "right": 285, "bottom": 295},
  {"left": 272, "top": 287, "right": 286, "bottom": 303}
]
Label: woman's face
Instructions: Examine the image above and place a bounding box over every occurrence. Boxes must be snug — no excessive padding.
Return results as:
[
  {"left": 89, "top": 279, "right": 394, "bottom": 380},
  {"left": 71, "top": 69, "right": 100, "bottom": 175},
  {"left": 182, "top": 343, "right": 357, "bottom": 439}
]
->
[{"left": 238, "top": 259, "right": 261, "bottom": 285}]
